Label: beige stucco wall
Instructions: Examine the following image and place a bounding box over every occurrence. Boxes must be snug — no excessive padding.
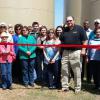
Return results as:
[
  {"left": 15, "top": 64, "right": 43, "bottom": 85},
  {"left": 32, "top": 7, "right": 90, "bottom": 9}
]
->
[
  {"left": 64, "top": 0, "right": 82, "bottom": 24},
  {"left": 81, "top": 0, "right": 100, "bottom": 27},
  {"left": 0, "top": 0, "right": 54, "bottom": 28},
  {"left": 64, "top": 0, "right": 100, "bottom": 27},
  {"left": 81, "top": 0, "right": 90, "bottom": 23},
  {"left": 89, "top": 0, "right": 100, "bottom": 27}
]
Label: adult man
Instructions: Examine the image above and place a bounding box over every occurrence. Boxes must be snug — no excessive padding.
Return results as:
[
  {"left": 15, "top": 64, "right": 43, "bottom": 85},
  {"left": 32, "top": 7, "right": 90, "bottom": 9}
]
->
[
  {"left": 89, "top": 19, "right": 100, "bottom": 40},
  {"left": 82, "top": 20, "right": 92, "bottom": 82},
  {"left": 30, "top": 22, "right": 40, "bottom": 83},
  {"left": 60, "top": 16, "right": 87, "bottom": 93},
  {"left": 30, "top": 22, "right": 40, "bottom": 39},
  {"left": 83, "top": 20, "right": 92, "bottom": 38}
]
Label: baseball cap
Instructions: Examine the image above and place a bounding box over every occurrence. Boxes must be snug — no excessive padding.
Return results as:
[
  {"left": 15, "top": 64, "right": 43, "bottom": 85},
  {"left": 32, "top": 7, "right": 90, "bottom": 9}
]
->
[
  {"left": 94, "top": 19, "right": 100, "bottom": 24},
  {"left": 0, "top": 32, "right": 9, "bottom": 38}
]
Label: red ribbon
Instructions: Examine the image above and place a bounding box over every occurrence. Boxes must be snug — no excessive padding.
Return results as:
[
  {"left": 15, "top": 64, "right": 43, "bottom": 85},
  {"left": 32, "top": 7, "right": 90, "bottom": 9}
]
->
[{"left": 0, "top": 42, "right": 100, "bottom": 49}]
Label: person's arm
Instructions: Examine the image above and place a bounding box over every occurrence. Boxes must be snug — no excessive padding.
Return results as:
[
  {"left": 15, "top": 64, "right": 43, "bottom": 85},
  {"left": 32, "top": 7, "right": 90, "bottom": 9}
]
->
[
  {"left": 18, "top": 37, "right": 27, "bottom": 54},
  {"left": 9, "top": 34, "right": 13, "bottom": 43},
  {"left": 79, "top": 26, "right": 88, "bottom": 55},
  {"left": 43, "top": 41, "right": 50, "bottom": 63},
  {"left": 37, "top": 37, "right": 44, "bottom": 49},
  {"left": 51, "top": 49, "right": 60, "bottom": 62},
  {"left": 86, "top": 40, "right": 92, "bottom": 61},
  {"left": 50, "top": 40, "right": 61, "bottom": 63},
  {"left": 10, "top": 45, "right": 15, "bottom": 55},
  {"left": 43, "top": 49, "right": 50, "bottom": 62},
  {"left": 29, "top": 36, "right": 37, "bottom": 53},
  {"left": 0, "top": 46, "right": 3, "bottom": 55},
  {"left": 10, "top": 45, "right": 16, "bottom": 60},
  {"left": 81, "top": 40, "right": 88, "bottom": 55}
]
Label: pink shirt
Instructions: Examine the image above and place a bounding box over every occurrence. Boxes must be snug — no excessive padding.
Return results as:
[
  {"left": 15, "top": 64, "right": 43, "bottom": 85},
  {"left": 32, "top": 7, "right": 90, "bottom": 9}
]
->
[{"left": 0, "top": 43, "right": 16, "bottom": 63}]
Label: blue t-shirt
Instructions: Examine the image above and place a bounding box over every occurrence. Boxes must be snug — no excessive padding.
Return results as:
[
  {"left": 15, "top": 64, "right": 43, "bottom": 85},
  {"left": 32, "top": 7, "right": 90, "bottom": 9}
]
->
[
  {"left": 43, "top": 39, "right": 61, "bottom": 64},
  {"left": 88, "top": 38, "right": 100, "bottom": 61}
]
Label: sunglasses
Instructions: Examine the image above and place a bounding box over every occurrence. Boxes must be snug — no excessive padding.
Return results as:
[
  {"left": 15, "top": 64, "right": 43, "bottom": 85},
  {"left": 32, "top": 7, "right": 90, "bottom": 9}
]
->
[
  {"left": 1, "top": 36, "right": 8, "bottom": 38},
  {"left": 0, "top": 26, "right": 7, "bottom": 28},
  {"left": 16, "top": 28, "right": 21, "bottom": 31},
  {"left": 22, "top": 30, "right": 28, "bottom": 31},
  {"left": 95, "top": 22, "right": 100, "bottom": 24}
]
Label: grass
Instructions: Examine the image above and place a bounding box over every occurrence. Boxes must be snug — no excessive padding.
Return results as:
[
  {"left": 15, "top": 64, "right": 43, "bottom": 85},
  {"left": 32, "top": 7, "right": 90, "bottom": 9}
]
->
[{"left": 0, "top": 81, "right": 100, "bottom": 100}]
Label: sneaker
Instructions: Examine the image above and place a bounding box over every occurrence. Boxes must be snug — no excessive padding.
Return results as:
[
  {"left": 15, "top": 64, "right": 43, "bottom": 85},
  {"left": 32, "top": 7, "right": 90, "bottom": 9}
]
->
[
  {"left": 62, "top": 88, "right": 69, "bottom": 92},
  {"left": 24, "top": 84, "right": 28, "bottom": 88},
  {"left": 8, "top": 86, "right": 13, "bottom": 90},
  {"left": 75, "top": 89, "right": 81, "bottom": 94},
  {"left": 49, "top": 86, "right": 56, "bottom": 89},
  {"left": 2, "top": 87, "right": 6, "bottom": 90},
  {"left": 30, "top": 83, "right": 34, "bottom": 87},
  {"left": 94, "top": 86, "right": 100, "bottom": 91}
]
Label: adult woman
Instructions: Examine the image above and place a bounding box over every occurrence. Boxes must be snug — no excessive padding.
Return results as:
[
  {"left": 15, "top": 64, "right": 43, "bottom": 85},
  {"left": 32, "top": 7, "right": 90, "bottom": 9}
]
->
[
  {"left": 0, "top": 22, "right": 13, "bottom": 43},
  {"left": 18, "top": 26, "right": 36, "bottom": 87},
  {"left": 12, "top": 24, "right": 23, "bottom": 83},
  {"left": 43, "top": 29, "right": 61, "bottom": 89},
  {"left": 87, "top": 28, "right": 100, "bottom": 90},
  {"left": 0, "top": 32, "right": 15, "bottom": 90},
  {"left": 36, "top": 26, "right": 47, "bottom": 84},
  {"left": 55, "top": 26, "right": 63, "bottom": 39}
]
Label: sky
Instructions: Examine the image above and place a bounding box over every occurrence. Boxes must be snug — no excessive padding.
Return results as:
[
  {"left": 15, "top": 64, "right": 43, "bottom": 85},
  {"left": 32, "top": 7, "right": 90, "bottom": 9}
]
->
[{"left": 55, "top": 0, "right": 64, "bottom": 27}]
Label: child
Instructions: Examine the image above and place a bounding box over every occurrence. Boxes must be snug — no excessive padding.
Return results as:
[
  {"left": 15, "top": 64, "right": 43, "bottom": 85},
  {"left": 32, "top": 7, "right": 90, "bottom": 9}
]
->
[{"left": 0, "top": 32, "right": 15, "bottom": 90}]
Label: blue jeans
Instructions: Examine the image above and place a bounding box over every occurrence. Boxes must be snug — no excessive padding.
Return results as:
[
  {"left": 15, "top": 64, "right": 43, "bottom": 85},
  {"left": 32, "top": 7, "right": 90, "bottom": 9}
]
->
[
  {"left": 46, "top": 60, "right": 61, "bottom": 88},
  {"left": 35, "top": 52, "right": 44, "bottom": 82},
  {"left": 34, "top": 68, "right": 37, "bottom": 80},
  {"left": 21, "top": 58, "right": 35, "bottom": 85},
  {"left": 0, "top": 63, "right": 12, "bottom": 88}
]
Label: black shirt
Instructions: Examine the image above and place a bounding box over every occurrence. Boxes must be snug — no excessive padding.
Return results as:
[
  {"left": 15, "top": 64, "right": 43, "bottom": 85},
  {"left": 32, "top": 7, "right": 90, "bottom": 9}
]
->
[{"left": 60, "top": 25, "right": 87, "bottom": 50}]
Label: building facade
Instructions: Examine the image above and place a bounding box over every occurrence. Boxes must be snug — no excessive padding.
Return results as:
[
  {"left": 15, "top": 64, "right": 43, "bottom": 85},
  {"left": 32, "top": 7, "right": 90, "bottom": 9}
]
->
[
  {"left": 64, "top": 0, "right": 100, "bottom": 26},
  {"left": 0, "top": 0, "right": 54, "bottom": 27}
]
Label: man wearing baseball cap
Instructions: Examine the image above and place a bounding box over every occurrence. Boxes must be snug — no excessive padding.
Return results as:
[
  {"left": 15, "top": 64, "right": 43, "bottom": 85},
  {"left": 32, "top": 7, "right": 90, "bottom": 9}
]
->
[{"left": 89, "top": 19, "right": 100, "bottom": 40}]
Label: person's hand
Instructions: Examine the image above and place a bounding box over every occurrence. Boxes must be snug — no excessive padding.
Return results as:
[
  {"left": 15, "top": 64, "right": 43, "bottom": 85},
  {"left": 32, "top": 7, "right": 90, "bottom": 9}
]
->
[
  {"left": 26, "top": 51, "right": 31, "bottom": 56},
  {"left": 50, "top": 60, "right": 55, "bottom": 64},
  {"left": 80, "top": 49, "right": 86, "bottom": 56},
  {"left": 39, "top": 46, "right": 44, "bottom": 49},
  {"left": 2, "top": 51, "right": 9, "bottom": 54}
]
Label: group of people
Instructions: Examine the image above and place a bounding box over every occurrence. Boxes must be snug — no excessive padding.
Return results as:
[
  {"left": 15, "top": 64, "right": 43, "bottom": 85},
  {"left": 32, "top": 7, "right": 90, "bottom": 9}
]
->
[{"left": 0, "top": 16, "right": 100, "bottom": 94}]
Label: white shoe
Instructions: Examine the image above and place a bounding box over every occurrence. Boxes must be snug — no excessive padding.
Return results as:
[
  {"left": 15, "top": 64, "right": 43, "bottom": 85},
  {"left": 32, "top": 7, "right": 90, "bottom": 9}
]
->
[
  {"left": 62, "top": 88, "right": 69, "bottom": 92},
  {"left": 75, "top": 89, "right": 81, "bottom": 94}
]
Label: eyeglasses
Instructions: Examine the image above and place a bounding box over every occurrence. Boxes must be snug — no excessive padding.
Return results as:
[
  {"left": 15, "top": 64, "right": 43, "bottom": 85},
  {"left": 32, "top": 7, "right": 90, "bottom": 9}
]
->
[
  {"left": 0, "top": 26, "right": 7, "bottom": 28},
  {"left": 1, "top": 36, "right": 8, "bottom": 38},
  {"left": 94, "top": 22, "right": 100, "bottom": 24},
  {"left": 96, "top": 31, "right": 100, "bottom": 35},
  {"left": 22, "top": 30, "right": 27, "bottom": 31},
  {"left": 16, "top": 28, "right": 21, "bottom": 31},
  {"left": 57, "top": 29, "right": 62, "bottom": 31},
  {"left": 49, "top": 32, "right": 54, "bottom": 34}
]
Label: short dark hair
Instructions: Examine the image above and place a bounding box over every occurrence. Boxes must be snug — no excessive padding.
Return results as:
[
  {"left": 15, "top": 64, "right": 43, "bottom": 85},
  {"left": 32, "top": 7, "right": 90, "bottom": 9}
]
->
[
  {"left": 83, "top": 20, "right": 90, "bottom": 24},
  {"left": 32, "top": 22, "right": 39, "bottom": 27},
  {"left": 14, "top": 24, "right": 23, "bottom": 31}
]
